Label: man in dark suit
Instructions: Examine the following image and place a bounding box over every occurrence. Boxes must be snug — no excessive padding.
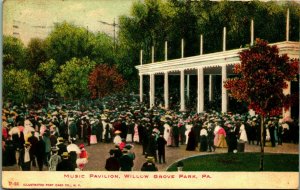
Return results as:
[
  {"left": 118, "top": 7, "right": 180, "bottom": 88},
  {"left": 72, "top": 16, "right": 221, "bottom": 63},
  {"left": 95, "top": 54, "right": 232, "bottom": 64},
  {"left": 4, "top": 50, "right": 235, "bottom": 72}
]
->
[
  {"left": 157, "top": 134, "right": 167, "bottom": 164},
  {"left": 119, "top": 150, "right": 134, "bottom": 171},
  {"left": 56, "top": 152, "right": 75, "bottom": 171},
  {"left": 18, "top": 142, "right": 32, "bottom": 171},
  {"left": 105, "top": 150, "right": 120, "bottom": 171},
  {"left": 56, "top": 137, "right": 67, "bottom": 156},
  {"left": 27, "top": 131, "right": 38, "bottom": 167}
]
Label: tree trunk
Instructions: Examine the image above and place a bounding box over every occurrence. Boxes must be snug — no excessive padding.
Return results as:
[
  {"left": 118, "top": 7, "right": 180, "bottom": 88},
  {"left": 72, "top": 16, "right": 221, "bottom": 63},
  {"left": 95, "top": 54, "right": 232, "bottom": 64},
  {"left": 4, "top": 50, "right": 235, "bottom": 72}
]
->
[{"left": 259, "top": 115, "right": 265, "bottom": 171}]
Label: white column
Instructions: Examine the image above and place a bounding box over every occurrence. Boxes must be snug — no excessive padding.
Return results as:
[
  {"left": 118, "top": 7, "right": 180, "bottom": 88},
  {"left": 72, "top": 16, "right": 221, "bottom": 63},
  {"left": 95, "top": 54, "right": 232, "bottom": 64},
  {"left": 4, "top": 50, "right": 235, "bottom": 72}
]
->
[
  {"left": 283, "top": 81, "right": 291, "bottom": 118},
  {"left": 149, "top": 74, "right": 152, "bottom": 108},
  {"left": 149, "top": 74, "right": 155, "bottom": 108},
  {"left": 187, "top": 74, "right": 190, "bottom": 101},
  {"left": 197, "top": 67, "right": 204, "bottom": 113},
  {"left": 139, "top": 74, "right": 143, "bottom": 103},
  {"left": 200, "top": 34, "right": 203, "bottom": 55},
  {"left": 286, "top": 8, "right": 290, "bottom": 41},
  {"left": 140, "top": 49, "right": 143, "bottom": 65},
  {"left": 223, "top": 27, "right": 226, "bottom": 51},
  {"left": 180, "top": 70, "right": 185, "bottom": 111},
  {"left": 165, "top": 41, "right": 168, "bottom": 61},
  {"left": 221, "top": 65, "right": 228, "bottom": 113},
  {"left": 249, "top": 20, "right": 255, "bottom": 114},
  {"left": 209, "top": 75, "right": 213, "bottom": 101},
  {"left": 164, "top": 72, "right": 169, "bottom": 110},
  {"left": 152, "top": 46, "right": 154, "bottom": 63},
  {"left": 251, "top": 19, "right": 254, "bottom": 46},
  {"left": 181, "top": 38, "right": 184, "bottom": 58}
]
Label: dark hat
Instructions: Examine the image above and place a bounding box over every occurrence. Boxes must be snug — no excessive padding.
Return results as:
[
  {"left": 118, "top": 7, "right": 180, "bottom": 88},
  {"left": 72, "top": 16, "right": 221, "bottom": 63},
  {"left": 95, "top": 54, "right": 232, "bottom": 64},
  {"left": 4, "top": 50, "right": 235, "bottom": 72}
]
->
[{"left": 109, "top": 149, "right": 115, "bottom": 155}]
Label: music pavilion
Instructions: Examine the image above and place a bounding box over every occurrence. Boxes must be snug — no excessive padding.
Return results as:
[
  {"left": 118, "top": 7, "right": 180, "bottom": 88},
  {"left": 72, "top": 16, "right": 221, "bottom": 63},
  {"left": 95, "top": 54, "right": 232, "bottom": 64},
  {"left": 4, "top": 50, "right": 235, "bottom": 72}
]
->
[{"left": 135, "top": 11, "right": 299, "bottom": 118}]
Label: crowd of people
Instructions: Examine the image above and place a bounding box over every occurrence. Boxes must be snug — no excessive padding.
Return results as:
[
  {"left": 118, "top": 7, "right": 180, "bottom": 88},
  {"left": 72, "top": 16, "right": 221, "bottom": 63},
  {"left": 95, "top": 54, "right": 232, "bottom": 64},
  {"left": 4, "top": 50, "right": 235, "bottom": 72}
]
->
[{"left": 2, "top": 94, "right": 299, "bottom": 171}]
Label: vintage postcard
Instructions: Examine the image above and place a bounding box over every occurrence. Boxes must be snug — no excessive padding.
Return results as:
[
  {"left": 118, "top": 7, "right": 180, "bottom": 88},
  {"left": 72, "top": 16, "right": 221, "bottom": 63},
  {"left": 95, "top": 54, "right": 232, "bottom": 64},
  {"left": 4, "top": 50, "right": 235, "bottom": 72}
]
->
[{"left": 2, "top": 0, "right": 299, "bottom": 189}]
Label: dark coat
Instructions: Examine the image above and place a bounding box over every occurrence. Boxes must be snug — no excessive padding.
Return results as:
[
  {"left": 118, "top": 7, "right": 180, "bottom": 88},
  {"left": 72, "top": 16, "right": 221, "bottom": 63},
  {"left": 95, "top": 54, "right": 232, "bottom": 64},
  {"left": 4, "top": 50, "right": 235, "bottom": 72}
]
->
[
  {"left": 119, "top": 154, "right": 134, "bottom": 171},
  {"left": 186, "top": 128, "right": 196, "bottom": 151},
  {"left": 141, "top": 162, "right": 158, "bottom": 171},
  {"left": 157, "top": 136, "right": 167, "bottom": 153},
  {"left": 57, "top": 143, "right": 67, "bottom": 156},
  {"left": 18, "top": 147, "right": 31, "bottom": 170},
  {"left": 27, "top": 135, "right": 38, "bottom": 157},
  {"left": 105, "top": 157, "right": 120, "bottom": 171},
  {"left": 50, "top": 135, "right": 57, "bottom": 147},
  {"left": 3, "top": 139, "right": 16, "bottom": 166},
  {"left": 36, "top": 138, "right": 46, "bottom": 159},
  {"left": 120, "top": 122, "right": 128, "bottom": 139},
  {"left": 146, "top": 134, "right": 157, "bottom": 156},
  {"left": 56, "top": 158, "right": 75, "bottom": 171}
]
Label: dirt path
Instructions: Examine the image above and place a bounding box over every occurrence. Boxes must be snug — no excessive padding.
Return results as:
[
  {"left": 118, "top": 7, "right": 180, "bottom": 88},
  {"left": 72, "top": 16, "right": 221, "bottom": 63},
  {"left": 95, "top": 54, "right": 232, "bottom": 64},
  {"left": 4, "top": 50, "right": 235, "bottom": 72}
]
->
[{"left": 3, "top": 141, "right": 298, "bottom": 171}]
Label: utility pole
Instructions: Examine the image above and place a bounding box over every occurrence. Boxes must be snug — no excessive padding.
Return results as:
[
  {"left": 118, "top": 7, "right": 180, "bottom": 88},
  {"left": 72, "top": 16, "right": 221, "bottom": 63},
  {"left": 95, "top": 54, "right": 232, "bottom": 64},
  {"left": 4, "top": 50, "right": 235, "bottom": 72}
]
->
[{"left": 98, "top": 18, "right": 118, "bottom": 51}]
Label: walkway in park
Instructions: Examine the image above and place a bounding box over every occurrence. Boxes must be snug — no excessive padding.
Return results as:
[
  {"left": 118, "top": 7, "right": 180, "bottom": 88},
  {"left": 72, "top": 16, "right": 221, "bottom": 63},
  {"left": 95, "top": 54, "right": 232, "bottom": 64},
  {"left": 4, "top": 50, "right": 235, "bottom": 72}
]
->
[{"left": 2, "top": 141, "right": 298, "bottom": 171}]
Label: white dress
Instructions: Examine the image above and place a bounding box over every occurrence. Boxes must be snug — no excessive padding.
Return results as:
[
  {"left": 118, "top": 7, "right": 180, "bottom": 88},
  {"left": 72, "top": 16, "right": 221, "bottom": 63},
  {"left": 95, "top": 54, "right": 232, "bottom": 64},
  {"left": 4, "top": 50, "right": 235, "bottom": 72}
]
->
[
  {"left": 163, "top": 123, "right": 171, "bottom": 141},
  {"left": 239, "top": 124, "right": 248, "bottom": 142},
  {"left": 102, "top": 121, "right": 107, "bottom": 140},
  {"left": 185, "top": 124, "right": 193, "bottom": 144},
  {"left": 113, "top": 135, "right": 122, "bottom": 145}
]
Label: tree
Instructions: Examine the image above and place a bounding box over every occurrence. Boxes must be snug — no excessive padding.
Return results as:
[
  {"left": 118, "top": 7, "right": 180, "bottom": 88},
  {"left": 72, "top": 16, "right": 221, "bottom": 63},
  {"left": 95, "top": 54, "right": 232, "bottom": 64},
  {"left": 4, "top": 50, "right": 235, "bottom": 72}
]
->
[
  {"left": 3, "top": 69, "right": 40, "bottom": 105},
  {"left": 37, "top": 59, "right": 59, "bottom": 97},
  {"left": 27, "top": 38, "right": 48, "bottom": 72},
  {"left": 45, "top": 22, "right": 93, "bottom": 66},
  {"left": 90, "top": 32, "right": 115, "bottom": 65},
  {"left": 224, "top": 39, "right": 299, "bottom": 171},
  {"left": 88, "top": 64, "right": 126, "bottom": 99},
  {"left": 53, "top": 57, "right": 96, "bottom": 99},
  {"left": 3, "top": 36, "right": 27, "bottom": 70}
]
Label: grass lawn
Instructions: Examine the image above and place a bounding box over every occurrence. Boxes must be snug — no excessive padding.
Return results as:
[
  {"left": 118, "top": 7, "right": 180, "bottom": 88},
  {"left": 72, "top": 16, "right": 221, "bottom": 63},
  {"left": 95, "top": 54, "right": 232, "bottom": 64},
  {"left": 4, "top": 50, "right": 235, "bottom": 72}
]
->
[{"left": 167, "top": 153, "right": 299, "bottom": 171}]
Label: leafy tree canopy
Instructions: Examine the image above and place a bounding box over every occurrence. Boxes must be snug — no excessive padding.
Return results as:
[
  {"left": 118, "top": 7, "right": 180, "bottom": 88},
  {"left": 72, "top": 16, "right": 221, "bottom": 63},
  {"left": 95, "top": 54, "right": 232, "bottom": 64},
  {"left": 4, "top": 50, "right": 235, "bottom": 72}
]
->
[
  {"left": 53, "top": 57, "right": 96, "bottom": 99},
  {"left": 88, "top": 64, "right": 126, "bottom": 99},
  {"left": 3, "top": 35, "right": 27, "bottom": 70},
  {"left": 45, "top": 22, "right": 93, "bottom": 66},
  {"left": 3, "top": 69, "right": 40, "bottom": 105},
  {"left": 224, "top": 39, "right": 299, "bottom": 117},
  {"left": 27, "top": 38, "right": 48, "bottom": 72}
]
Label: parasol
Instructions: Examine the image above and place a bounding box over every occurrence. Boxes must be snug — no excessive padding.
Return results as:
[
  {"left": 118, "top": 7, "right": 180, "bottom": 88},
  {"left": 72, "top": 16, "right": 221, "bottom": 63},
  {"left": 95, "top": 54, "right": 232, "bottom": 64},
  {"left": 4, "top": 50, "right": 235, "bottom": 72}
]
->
[
  {"left": 9, "top": 127, "right": 20, "bottom": 135},
  {"left": 67, "top": 144, "right": 81, "bottom": 154}
]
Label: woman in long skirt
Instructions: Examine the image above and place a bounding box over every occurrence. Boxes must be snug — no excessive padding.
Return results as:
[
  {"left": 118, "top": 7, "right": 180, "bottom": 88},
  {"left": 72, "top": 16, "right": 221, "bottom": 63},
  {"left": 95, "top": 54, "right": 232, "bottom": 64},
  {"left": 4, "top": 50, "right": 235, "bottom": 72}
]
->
[
  {"left": 133, "top": 123, "right": 140, "bottom": 143},
  {"left": 199, "top": 127, "right": 208, "bottom": 152},
  {"left": 214, "top": 125, "right": 220, "bottom": 146},
  {"left": 217, "top": 127, "right": 227, "bottom": 148},
  {"left": 186, "top": 127, "right": 196, "bottom": 151}
]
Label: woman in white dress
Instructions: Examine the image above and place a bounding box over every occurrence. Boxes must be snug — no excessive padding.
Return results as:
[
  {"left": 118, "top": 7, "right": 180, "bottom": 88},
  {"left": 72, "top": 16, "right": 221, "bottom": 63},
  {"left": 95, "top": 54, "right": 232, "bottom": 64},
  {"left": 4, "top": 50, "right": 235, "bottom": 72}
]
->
[
  {"left": 239, "top": 124, "right": 248, "bottom": 143},
  {"left": 185, "top": 123, "right": 193, "bottom": 145},
  {"left": 163, "top": 123, "right": 171, "bottom": 142}
]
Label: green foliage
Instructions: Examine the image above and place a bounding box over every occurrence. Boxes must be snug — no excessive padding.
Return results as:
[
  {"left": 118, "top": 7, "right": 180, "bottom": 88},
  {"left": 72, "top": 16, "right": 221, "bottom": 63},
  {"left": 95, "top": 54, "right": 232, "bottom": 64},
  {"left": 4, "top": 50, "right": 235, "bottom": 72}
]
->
[
  {"left": 3, "top": 36, "right": 27, "bottom": 70},
  {"left": 45, "top": 22, "right": 93, "bottom": 66},
  {"left": 90, "top": 32, "right": 115, "bottom": 65},
  {"left": 37, "top": 59, "right": 59, "bottom": 95},
  {"left": 27, "top": 38, "right": 48, "bottom": 72},
  {"left": 53, "top": 57, "right": 96, "bottom": 99},
  {"left": 3, "top": 69, "right": 40, "bottom": 104},
  {"left": 167, "top": 153, "right": 299, "bottom": 171}
]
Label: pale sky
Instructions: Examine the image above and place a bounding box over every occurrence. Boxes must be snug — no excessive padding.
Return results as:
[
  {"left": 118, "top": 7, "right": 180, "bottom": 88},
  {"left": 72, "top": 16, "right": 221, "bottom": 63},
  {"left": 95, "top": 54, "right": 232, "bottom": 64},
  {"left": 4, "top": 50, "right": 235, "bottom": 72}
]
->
[{"left": 3, "top": 0, "right": 135, "bottom": 45}]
